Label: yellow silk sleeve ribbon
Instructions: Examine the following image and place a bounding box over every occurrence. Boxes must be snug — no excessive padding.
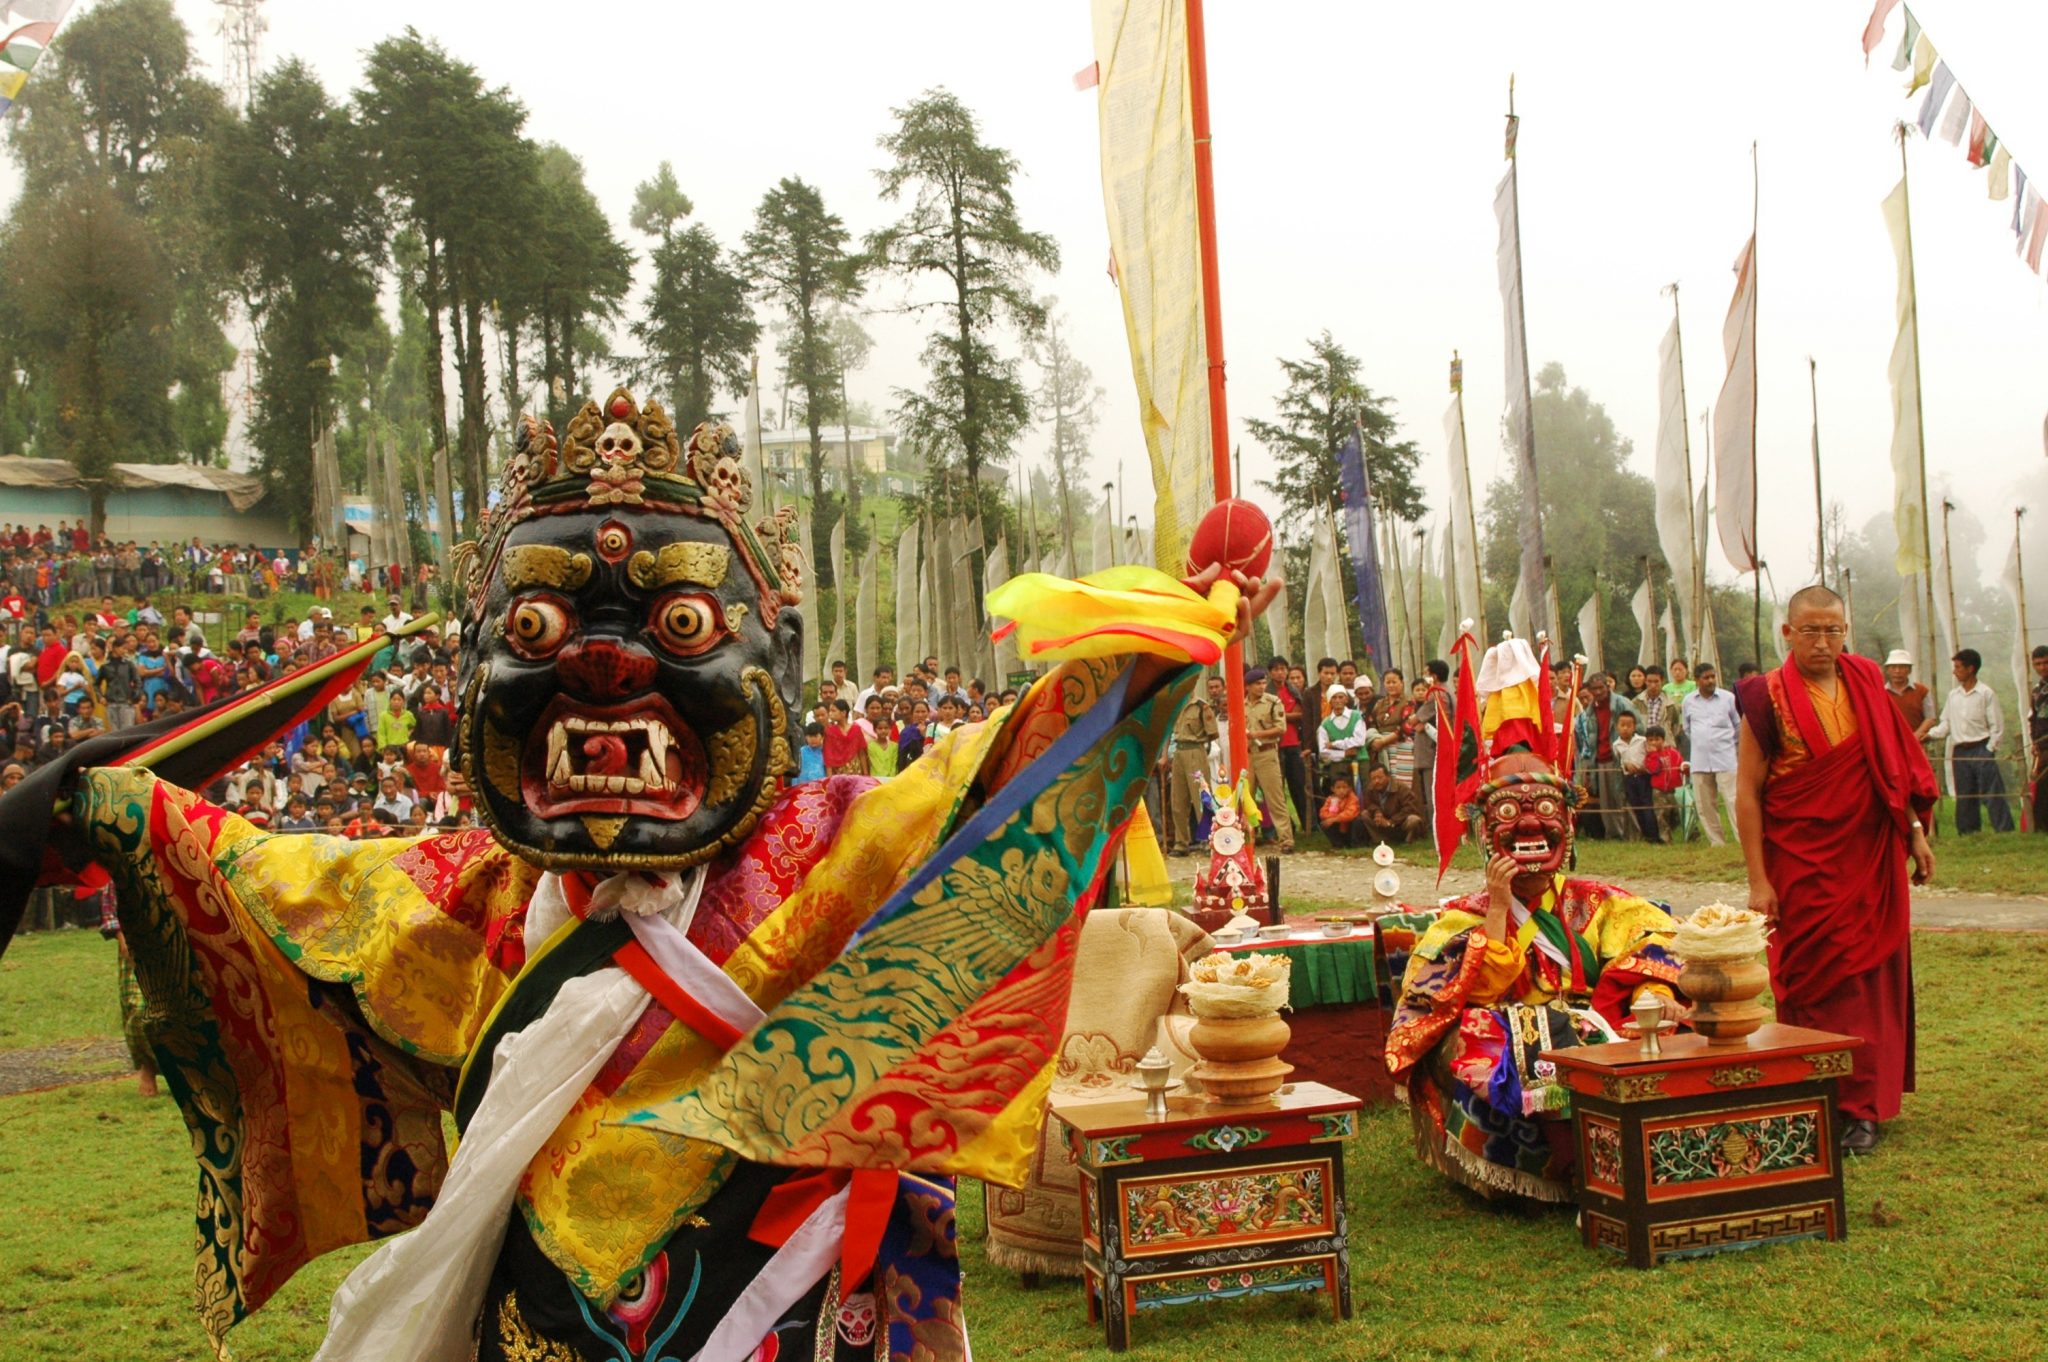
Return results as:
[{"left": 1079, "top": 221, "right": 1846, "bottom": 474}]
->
[{"left": 986, "top": 565, "right": 1238, "bottom": 664}]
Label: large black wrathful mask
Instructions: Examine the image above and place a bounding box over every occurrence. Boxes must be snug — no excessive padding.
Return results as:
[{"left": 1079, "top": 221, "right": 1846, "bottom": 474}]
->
[{"left": 453, "top": 392, "right": 804, "bottom": 871}]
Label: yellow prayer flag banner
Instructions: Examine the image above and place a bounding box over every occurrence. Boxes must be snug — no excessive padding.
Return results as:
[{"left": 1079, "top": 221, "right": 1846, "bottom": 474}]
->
[
  {"left": 1090, "top": 0, "right": 1214, "bottom": 576},
  {"left": 1905, "top": 31, "right": 1937, "bottom": 94}
]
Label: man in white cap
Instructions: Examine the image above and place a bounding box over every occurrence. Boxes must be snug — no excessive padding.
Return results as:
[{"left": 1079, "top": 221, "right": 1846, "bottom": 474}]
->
[{"left": 1881, "top": 649, "right": 1936, "bottom": 742}]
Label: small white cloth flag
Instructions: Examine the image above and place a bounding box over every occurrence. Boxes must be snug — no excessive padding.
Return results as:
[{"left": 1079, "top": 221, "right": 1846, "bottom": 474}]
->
[{"left": 1937, "top": 86, "right": 1971, "bottom": 146}]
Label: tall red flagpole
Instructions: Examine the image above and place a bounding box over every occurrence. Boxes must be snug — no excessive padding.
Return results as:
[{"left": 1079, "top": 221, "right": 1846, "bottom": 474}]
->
[{"left": 1185, "top": 0, "right": 1249, "bottom": 784}]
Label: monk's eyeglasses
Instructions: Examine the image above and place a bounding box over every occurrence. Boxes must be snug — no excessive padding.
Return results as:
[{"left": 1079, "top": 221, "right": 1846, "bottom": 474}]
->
[{"left": 1792, "top": 626, "right": 1847, "bottom": 640}]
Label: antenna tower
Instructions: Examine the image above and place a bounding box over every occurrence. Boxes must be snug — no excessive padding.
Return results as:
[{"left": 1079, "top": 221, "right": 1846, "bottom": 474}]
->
[{"left": 215, "top": 0, "right": 265, "bottom": 113}]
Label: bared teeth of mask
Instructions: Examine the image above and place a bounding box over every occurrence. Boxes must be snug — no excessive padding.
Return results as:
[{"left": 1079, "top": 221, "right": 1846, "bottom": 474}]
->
[
  {"left": 551, "top": 750, "right": 572, "bottom": 788},
  {"left": 638, "top": 750, "right": 662, "bottom": 791},
  {"left": 624, "top": 776, "right": 644, "bottom": 794},
  {"left": 547, "top": 722, "right": 566, "bottom": 779},
  {"left": 604, "top": 774, "right": 626, "bottom": 795},
  {"left": 647, "top": 723, "right": 670, "bottom": 772}
]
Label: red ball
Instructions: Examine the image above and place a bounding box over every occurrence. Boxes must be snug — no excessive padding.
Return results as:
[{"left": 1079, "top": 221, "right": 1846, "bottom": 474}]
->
[{"left": 1185, "top": 498, "right": 1275, "bottom": 580}]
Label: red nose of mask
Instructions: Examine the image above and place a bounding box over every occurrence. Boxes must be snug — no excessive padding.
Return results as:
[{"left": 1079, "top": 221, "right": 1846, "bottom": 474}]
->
[{"left": 554, "top": 637, "right": 657, "bottom": 699}]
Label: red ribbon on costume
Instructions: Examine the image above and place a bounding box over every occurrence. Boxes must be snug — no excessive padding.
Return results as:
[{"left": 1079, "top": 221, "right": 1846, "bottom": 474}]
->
[
  {"left": 748, "top": 1167, "right": 899, "bottom": 1289},
  {"left": 560, "top": 871, "right": 748, "bottom": 1050}
]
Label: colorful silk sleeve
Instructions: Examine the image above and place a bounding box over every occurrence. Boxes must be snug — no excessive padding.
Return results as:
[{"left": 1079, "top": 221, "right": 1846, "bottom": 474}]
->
[
  {"left": 1581, "top": 886, "right": 1685, "bottom": 1027},
  {"left": 621, "top": 656, "right": 1198, "bottom": 1187},
  {"left": 986, "top": 566, "right": 1236, "bottom": 664},
  {"left": 1384, "top": 906, "right": 1491, "bottom": 1079},
  {"left": 72, "top": 767, "right": 528, "bottom": 1349}
]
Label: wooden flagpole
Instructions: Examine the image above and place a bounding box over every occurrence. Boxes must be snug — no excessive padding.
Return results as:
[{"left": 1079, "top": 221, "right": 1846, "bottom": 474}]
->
[{"left": 1185, "top": 0, "right": 1249, "bottom": 782}]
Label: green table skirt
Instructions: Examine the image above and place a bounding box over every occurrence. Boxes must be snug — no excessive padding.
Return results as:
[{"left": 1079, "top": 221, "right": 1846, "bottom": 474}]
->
[{"left": 1236, "top": 934, "right": 1377, "bottom": 1007}]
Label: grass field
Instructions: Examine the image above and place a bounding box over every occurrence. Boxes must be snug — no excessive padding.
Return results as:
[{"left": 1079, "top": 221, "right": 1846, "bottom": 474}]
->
[{"left": 4, "top": 928, "right": 2045, "bottom": 1361}]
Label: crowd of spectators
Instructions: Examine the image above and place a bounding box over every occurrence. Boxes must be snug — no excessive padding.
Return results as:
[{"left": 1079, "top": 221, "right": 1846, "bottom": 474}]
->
[
  {"left": 5, "top": 522, "right": 2037, "bottom": 870},
  {"left": 793, "top": 657, "right": 1022, "bottom": 782},
  {"left": 1152, "top": 646, "right": 2036, "bottom": 854},
  {"left": 0, "top": 520, "right": 437, "bottom": 603},
  {"left": 1, "top": 569, "right": 469, "bottom": 846}
]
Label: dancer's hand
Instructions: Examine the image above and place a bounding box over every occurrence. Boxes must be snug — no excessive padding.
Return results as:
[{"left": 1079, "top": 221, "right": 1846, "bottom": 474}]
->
[
  {"left": 1183, "top": 561, "right": 1284, "bottom": 639},
  {"left": 1483, "top": 854, "right": 1517, "bottom": 939}
]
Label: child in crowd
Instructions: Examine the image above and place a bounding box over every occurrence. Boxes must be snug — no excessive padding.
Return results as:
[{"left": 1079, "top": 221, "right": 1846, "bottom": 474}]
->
[
  {"left": 795, "top": 722, "right": 827, "bottom": 785},
  {"left": 1319, "top": 773, "right": 1363, "bottom": 849},
  {"left": 1613, "top": 710, "right": 1657, "bottom": 843},
  {"left": 1643, "top": 724, "right": 1685, "bottom": 840},
  {"left": 862, "top": 696, "right": 898, "bottom": 778}
]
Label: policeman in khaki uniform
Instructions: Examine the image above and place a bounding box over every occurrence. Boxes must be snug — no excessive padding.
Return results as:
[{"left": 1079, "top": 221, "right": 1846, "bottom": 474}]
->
[
  {"left": 1244, "top": 666, "right": 1295, "bottom": 852},
  {"left": 1168, "top": 680, "right": 1219, "bottom": 853}
]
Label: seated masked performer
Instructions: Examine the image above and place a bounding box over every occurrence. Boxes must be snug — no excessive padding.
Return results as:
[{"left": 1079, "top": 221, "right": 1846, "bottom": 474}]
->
[
  {"left": 1385, "top": 638, "right": 1686, "bottom": 1202},
  {"left": 2, "top": 392, "right": 1264, "bottom": 1362}
]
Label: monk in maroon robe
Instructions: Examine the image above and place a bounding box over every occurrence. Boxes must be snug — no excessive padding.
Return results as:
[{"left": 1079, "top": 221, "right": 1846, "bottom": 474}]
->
[{"left": 1736, "top": 585, "right": 1936, "bottom": 1155}]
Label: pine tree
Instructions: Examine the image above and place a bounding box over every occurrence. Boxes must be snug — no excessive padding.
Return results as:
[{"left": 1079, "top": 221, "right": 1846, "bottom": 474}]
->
[
  {"left": 213, "top": 61, "right": 385, "bottom": 535},
  {"left": 869, "top": 89, "right": 1058, "bottom": 549},
  {"left": 744, "top": 177, "right": 862, "bottom": 576},
  {"left": 1249, "top": 331, "right": 1424, "bottom": 523},
  {"left": 1027, "top": 303, "right": 1101, "bottom": 554},
  {"left": 629, "top": 163, "right": 756, "bottom": 433}
]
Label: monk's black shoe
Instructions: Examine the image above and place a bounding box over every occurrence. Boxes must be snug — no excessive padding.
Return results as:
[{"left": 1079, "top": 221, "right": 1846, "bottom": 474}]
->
[{"left": 1840, "top": 1118, "right": 1882, "bottom": 1155}]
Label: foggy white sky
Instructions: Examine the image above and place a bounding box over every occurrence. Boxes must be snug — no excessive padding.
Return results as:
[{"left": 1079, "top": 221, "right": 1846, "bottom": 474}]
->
[{"left": 10, "top": 1, "right": 2045, "bottom": 586}]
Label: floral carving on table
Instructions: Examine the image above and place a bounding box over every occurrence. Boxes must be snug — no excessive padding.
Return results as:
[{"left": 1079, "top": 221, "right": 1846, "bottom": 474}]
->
[
  {"left": 1647, "top": 1111, "right": 1821, "bottom": 1185},
  {"left": 1122, "top": 1165, "right": 1327, "bottom": 1247}
]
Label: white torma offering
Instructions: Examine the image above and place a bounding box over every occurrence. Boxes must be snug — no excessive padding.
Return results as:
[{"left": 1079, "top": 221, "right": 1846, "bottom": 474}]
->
[
  {"left": 1180, "top": 951, "right": 1293, "bottom": 1017},
  {"left": 1674, "top": 902, "right": 1771, "bottom": 961}
]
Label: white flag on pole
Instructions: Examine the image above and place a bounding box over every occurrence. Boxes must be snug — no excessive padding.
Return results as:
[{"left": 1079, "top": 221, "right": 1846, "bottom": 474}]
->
[
  {"left": 744, "top": 359, "right": 767, "bottom": 509},
  {"left": 1712, "top": 237, "right": 1759, "bottom": 572},
  {"left": 894, "top": 521, "right": 920, "bottom": 678},
  {"left": 1508, "top": 575, "right": 1531, "bottom": 641},
  {"left": 1882, "top": 178, "right": 1930, "bottom": 575},
  {"left": 855, "top": 537, "right": 879, "bottom": 687},
  {"left": 1632, "top": 577, "right": 1656, "bottom": 667},
  {"left": 987, "top": 535, "right": 1018, "bottom": 681},
  {"left": 1931, "top": 521, "right": 1958, "bottom": 664},
  {"left": 1319, "top": 510, "right": 1349, "bottom": 665},
  {"left": 1576, "top": 594, "right": 1605, "bottom": 676},
  {"left": 1268, "top": 522, "right": 1294, "bottom": 665},
  {"left": 1898, "top": 571, "right": 1924, "bottom": 680},
  {"left": 1999, "top": 532, "right": 2031, "bottom": 738},
  {"left": 1437, "top": 526, "right": 1458, "bottom": 661},
  {"left": 823, "top": 515, "right": 847, "bottom": 676},
  {"left": 1443, "top": 397, "right": 1484, "bottom": 633},
  {"left": 798, "top": 506, "right": 820, "bottom": 690},
  {"left": 1654, "top": 316, "right": 1699, "bottom": 657},
  {"left": 1302, "top": 526, "right": 1329, "bottom": 670}
]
